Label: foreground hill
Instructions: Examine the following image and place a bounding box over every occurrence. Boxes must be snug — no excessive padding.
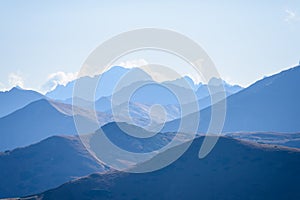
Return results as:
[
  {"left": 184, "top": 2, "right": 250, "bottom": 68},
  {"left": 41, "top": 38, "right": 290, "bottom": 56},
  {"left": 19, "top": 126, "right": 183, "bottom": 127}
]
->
[
  {"left": 0, "top": 87, "right": 44, "bottom": 117},
  {"left": 0, "top": 122, "right": 177, "bottom": 198},
  {"left": 0, "top": 135, "right": 106, "bottom": 198},
  {"left": 25, "top": 136, "right": 300, "bottom": 200}
]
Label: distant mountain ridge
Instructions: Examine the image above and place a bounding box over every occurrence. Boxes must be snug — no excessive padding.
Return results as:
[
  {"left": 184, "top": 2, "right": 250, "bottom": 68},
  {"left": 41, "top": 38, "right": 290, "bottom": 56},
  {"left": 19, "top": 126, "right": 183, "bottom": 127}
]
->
[
  {"left": 164, "top": 64, "right": 300, "bottom": 133},
  {"left": 46, "top": 66, "right": 130, "bottom": 100},
  {"left": 46, "top": 66, "right": 243, "bottom": 102}
]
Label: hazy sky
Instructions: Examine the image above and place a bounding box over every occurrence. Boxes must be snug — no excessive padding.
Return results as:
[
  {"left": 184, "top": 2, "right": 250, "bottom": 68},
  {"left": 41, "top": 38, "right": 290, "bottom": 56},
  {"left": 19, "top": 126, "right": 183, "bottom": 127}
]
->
[{"left": 1, "top": 0, "right": 300, "bottom": 93}]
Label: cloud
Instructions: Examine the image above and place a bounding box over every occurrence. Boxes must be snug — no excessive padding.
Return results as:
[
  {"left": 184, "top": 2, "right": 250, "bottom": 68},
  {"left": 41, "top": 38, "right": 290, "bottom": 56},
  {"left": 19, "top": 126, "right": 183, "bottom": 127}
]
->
[
  {"left": 8, "top": 72, "right": 24, "bottom": 88},
  {"left": 117, "top": 59, "right": 149, "bottom": 68},
  {"left": 285, "top": 9, "right": 300, "bottom": 23},
  {"left": 0, "top": 71, "right": 25, "bottom": 91},
  {"left": 42, "top": 71, "right": 78, "bottom": 93},
  {"left": 77, "top": 60, "right": 150, "bottom": 78},
  {"left": 0, "top": 82, "right": 7, "bottom": 91}
]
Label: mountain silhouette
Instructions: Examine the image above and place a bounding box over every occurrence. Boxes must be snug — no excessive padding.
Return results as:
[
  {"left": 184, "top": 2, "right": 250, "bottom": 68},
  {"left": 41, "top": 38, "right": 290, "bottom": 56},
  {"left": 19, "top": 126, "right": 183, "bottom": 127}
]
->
[
  {"left": 0, "top": 96, "right": 120, "bottom": 151},
  {"left": 0, "top": 135, "right": 106, "bottom": 198},
  {"left": 222, "top": 65, "right": 300, "bottom": 132},
  {"left": 164, "top": 65, "right": 300, "bottom": 133},
  {"left": 96, "top": 122, "right": 175, "bottom": 153},
  {"left": 23, "top": 136, "right": 300, "bottom": 200},
  {"left": 46, "top": 66, "right": 242, "bottom": 104},
  {"left": 0, "top": 87, "right": 44, "bottom": 117},
  {"left": 0, "top": 99, "right": 77, "bottom": 151},
  {"left": 195, "top": 78, "right": 243, "bottom": 100},
  {"left": 46, "top": 66, "right": 130, "bottom": 100}
]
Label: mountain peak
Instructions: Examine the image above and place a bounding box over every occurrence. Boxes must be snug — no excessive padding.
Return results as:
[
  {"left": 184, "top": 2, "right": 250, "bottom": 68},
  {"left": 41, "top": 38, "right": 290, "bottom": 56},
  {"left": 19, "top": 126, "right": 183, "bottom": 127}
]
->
[
  {"left": 101, "top": 66, "right": 129, "bottom": 76},
  {"left": 10, "top": 86, "right": 23, "bottom": 91},
  {"left": 0, "top": 87, "right": 44, "bottom": 118},
  {"left": 0, "top": 98, "right": 77, "bottom": 151}
]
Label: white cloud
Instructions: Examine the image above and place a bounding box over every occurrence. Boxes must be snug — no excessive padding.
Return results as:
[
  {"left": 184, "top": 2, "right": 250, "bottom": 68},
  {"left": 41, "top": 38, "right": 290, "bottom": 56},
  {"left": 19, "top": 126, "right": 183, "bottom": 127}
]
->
[
  {"left": 8, "top": 72, "right": 24, "bottom": 88},
  {"left": 285, "top": 9, "right": 300, "bottom": 23},
  {"left": 0, "top": 82, "right": 7, "bottom": 91},
  {"left": 0, "top": 71, "right": 26, "bottom": 91},
  {"left": 77, "top": 60, "right": 149, "bottom": 78},
  {"left": 117, "top": 59, "right": 149, "bottom": 68},
  {"left": 42, "top": 71, "right": 78, "bottom": 93}
]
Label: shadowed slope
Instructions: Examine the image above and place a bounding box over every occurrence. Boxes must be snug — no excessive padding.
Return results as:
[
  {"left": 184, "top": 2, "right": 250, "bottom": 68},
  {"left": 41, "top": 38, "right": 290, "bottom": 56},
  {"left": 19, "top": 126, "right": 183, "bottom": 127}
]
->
[
  {"left": 0, "top": 135, "right": 106, "bottom": 198},
  {"left": 26, "top": 137, "right": 300, "bottom": 200}
]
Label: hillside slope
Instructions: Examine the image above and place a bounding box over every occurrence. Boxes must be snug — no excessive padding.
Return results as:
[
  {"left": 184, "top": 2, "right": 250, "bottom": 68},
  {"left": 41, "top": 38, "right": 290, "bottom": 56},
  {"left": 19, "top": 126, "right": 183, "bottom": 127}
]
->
[
  {"left": 164, "top": 65, "right": 300, "bottom": 133},
  {"left": 26, "top": 136, "right": 300, "bottom": 200},
  {"left": 0, "top": 135, "right": 106, "bottom": 198},
  {"left": 0, "top": 99, "right": 76, "bottom": 151}
]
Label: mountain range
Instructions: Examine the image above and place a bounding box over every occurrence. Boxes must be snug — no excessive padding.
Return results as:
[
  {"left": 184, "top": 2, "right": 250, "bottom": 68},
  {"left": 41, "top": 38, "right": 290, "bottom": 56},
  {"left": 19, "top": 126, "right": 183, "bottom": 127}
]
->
[
  {"left": 164, "top": 64, "right": 300, "bottom": 133},
  {"left": 46, "top": 66, "right": 129, "bottom": 100},
  {"left": 47, "top": 66, "right": 242, "bottom": 103},
  {"left": 1, "top": 65, "right": 299, "bottom": 153},
  {"left": 1, "top": 63, "right": 300, "bottom": 199}
]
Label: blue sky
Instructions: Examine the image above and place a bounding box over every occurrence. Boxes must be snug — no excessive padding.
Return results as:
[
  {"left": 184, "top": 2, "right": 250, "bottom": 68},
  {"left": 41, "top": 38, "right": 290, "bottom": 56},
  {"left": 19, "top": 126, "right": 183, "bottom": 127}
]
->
[{"left": 0, "top": 0, "right": 300, "bottom": 93}]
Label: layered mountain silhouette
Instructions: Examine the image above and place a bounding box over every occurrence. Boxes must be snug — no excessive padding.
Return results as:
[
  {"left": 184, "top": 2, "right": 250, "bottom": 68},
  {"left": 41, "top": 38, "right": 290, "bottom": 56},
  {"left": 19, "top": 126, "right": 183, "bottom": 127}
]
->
[
  {"left": 0, "top": 135, "right": 106, "bottom": 198},
  {"left": 46, "top": 66, "right": 242, "bottom": 126},
  {"left": 0, "top": 122, "right": 177, "bottom": 198},
  {"left": 195, "top": 77, "right": 243, "bottom": 99},
  {"left": 0, "top": 87, "right": 44, "bottom": 117},
  {"left": 164, "top": 64, "right": 300, "bottom": 133},
  {"left": 23, "top": 136, "right": 300, "bottom": 200},
  {"left": 94, "top": 122, "right": 175, "bottom": 153},
  {"left": 0, "top": 96, "right": 181, "bottom": 152},
  {"left": 46, "top": 66, "right": 130, "bottom": 100},
  {"left": 47, "top": 66, "right": 242, "bottom": 103},
  {"left": 1, "top": 64, "right": 299, "bottom": 200}
]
